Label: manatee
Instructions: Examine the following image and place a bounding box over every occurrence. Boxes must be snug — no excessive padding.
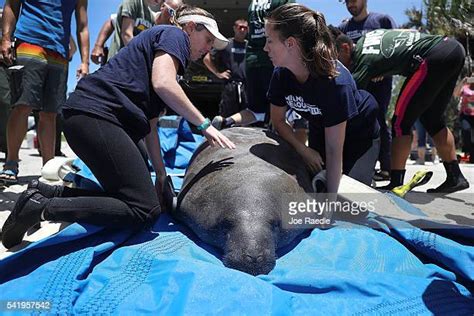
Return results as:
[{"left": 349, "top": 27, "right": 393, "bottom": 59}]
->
[{"left": 173, "top": 127, "right": 314, "bottom": 275}]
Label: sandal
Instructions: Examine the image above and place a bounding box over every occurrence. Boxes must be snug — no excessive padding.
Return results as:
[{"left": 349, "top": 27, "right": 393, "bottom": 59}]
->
[{"left": 0, "top": 160, "right": 19, "bottom": 186}]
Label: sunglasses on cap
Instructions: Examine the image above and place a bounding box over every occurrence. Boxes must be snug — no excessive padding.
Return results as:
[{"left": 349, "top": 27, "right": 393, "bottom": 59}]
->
[{"left": 163, "top": 2, "right": 175, "bottom": 17}]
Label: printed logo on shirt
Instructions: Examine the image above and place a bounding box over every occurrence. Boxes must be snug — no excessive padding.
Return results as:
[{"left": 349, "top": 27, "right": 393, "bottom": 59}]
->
[
  {"left": 231, "top": 47, "right": 246, "bottom": 54},
  {"left": 134, "top": 18, "right": 153, "bottom": 36},
  {"left": 346, "top": 29, "right": 368, "bottom": 41},
  {"left": 249, "top": 0, "right": 272, "bottom": 39},
  {"left": 361, "top": 30, "right": 421, "bottom": 58},
  {"left": 250, "top": 0, "right": 272, "bottom": 11},
  {"left": 285, "top": 95, "right": 322, "bottom": 116}
]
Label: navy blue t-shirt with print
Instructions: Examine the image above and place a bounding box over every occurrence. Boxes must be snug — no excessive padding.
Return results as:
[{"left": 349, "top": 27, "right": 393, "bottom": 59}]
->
[
  {"left": 64, "top": 25, "right": 190, "bottom": 139},
  {"left": 268, "top": 63, "right": 379, "bottom": 168},
  {"left": 338, "top": 12, "right": 397, "bottom": 43}
]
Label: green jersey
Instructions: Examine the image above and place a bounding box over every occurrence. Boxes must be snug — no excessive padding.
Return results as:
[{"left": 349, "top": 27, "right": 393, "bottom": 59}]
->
[
  {"left": 108, "top": 0, "right": 155, "bottom": 61},
  {"left": 352, "top": 29, "right": 444, "bottom": 89},
  {"left": 246, "top": 0, "right": 294, "bottom": 69}
]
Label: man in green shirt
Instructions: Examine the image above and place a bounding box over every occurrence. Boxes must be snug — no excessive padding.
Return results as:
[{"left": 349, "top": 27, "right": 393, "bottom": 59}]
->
[
  {"left": 334, "top": 29, "right": 469, "bottom": 193},
  {"left": 212, "top": 0, "right": 294, "bottom": 129}
]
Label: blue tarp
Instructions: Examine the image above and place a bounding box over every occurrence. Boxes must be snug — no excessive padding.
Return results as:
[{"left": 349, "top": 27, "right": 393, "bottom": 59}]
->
[{"left": 1, "top": 119, "right": 473, "bottom": 315}]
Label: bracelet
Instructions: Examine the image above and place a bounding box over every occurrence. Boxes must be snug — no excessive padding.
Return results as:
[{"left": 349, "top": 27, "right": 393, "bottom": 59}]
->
[{"left": 197, "top": 118, "right": 211, "bottom": 131}]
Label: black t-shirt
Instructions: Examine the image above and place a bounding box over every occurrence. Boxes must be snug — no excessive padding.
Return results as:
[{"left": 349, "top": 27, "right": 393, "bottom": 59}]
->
[
  {"left": 268, "top": 63, "right": 379, "bottom": 163},
  {"left": 64, "top": 26, "right": 190, "bottom": 139},
  {"left": 211, "top": 38, "right": 247, "bottom": 82}
]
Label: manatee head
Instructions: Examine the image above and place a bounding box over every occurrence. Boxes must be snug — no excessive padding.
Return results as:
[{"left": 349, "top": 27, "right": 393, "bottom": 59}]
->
[{"left": 220, "top": 210, "right": 279, "bottom": 276}]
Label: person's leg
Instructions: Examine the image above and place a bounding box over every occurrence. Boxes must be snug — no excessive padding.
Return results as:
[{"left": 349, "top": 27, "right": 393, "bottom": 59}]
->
[
  {"left": 417, "top": 39, "right": 468, "bottom": 192},
  {"left": 0, "top": 64, "right": 11, "bottom": 153},
  {"left": 468, "top": 116, "right": 474, "bottom": 163},
  {"left": 5, "top": 105, "right": 31, "bottom": 162},
  {"left": 37, "top": 111, "right": 56, "bottom": 164},
  {"left": 368, "top": 78, "right": 392, "bottom": 173},
  {"left": 219, "top": 82, "right": 239, "bottom": 118},
  {"left": 347, "top": 138, "right": 380, "bottom": 186},
  {"left": 415, "top": 119, "right": 427, "bottom": 164},
  {"left": 1, "top": 111, "right": 161, "bottom": 248},
  {"left": 1, "top": 42, "right": 48, "bottom": 183},
  {"left": 41, "top": 48, "right": 68, "bottom": 164},
  {"left": 214, "top": 67, "right": 272, "bottom": 129},
  {"left": 460, "top": 115, "right": 471, "bottom": 156},
  {"left": 55, "top": 112, "right": 64, "bottom": 156}
]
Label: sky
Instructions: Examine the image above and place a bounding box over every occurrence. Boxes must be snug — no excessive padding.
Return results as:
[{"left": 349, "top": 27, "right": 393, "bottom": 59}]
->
[{"left": 1, "top": 0, "right": 424, "bottom": 92}]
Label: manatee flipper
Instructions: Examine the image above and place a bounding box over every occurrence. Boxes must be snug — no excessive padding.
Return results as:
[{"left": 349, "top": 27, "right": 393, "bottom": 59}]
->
[{"left": 391, "top": 170, "right": 433, "bottom": 198}]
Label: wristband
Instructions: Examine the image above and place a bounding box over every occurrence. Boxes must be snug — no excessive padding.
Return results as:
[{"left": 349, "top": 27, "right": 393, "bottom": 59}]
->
[{"left": 197, "top": 118, "right": 211, "bottom": 131}]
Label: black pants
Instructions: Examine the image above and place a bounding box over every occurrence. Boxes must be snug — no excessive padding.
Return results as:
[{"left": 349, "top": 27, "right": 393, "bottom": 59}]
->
[
  {"left": 44, "top": 111, "right": 161, "bottom": 226},
  {"left": 392, "top": 38, "right": 465, "bottom": 137},
  {"left": 367, "top": 77, "right": 392, "bottom": 171}
]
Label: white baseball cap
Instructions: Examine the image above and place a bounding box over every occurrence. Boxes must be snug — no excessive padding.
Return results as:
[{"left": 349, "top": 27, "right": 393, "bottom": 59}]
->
[{"left": 177, "top": 15, "right": 229, "bottom": 50}]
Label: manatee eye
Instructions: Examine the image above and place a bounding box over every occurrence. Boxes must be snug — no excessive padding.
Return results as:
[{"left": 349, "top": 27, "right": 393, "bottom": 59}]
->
[
  {"left": 271, "top": 220, "right": 280, "bottom": 230},
  {"left": 220, "top": 218, "right": 233, "bottom": 230}
]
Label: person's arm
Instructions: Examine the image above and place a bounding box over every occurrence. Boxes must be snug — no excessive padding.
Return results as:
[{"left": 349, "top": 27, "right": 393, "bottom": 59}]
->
[
  {"left": 144, "top": 117, "right": 167, "bottom": 200},
  {"left": 453, "top": 77, "right": 468, "bottom": 98},
  {"left": 121, "top": 16, "right": 135, "bottom": 46},
  {"left": 91, "top": 17, "right": 114, "bottom": 64},
  {"left": 75, "top": 0, "right": 89, "bottom": 79},
  {"left": 1, "top": 0, "right": 21, "bottom": 65},
  {"left": 68, "top": 36, "right": 77, "bottom": 61},
  {"left": 152, "top": 51, "right": 235, "bottom": 149},
  {"left": 382, "top": 15, "right": 397, "bottom": 29},
  {"left": 352, "top": 66, "right": 371, "bottom": 90},
  {"left": 324, "top": 122, "right": 345, "bottom": 193},
  {"left": 203, "top": 52, "right": 231, "bottom": 80},
  {"left": 271, "top": 104, "right": 324, "bottom": 173}
]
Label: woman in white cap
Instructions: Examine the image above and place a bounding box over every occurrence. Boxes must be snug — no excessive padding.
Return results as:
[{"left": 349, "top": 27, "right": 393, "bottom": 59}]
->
[{"left": 2, "top": 5, "right": 235, "bottom": 249}]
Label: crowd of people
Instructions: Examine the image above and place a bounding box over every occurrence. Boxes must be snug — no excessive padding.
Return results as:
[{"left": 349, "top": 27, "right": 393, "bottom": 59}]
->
[{"left": 0, "top": 0, "right": 472, "bottom": 248}]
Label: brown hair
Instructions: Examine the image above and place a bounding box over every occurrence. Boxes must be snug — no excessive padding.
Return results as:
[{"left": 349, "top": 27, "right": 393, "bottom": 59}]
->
[{"left": 268, "top": 3, "right": 338, "bottom": 79}]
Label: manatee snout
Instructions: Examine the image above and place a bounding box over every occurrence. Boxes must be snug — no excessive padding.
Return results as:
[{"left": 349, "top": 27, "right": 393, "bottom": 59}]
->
[{"left": 222, "top": 226, "right": 277, "bottom": 276}]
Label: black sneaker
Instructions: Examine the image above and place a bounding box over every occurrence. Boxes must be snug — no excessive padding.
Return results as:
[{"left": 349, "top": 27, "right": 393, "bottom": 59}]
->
[
  {"left": 427, "top": 176, "right": 470, "bottom": 194},
  {"left": 373, "top": 170, "right": 390, "bottom": 181},
  {"left": 27, "top": 179, "right": 61, "bottom": 198},
  {"left": 1, "top": 189, "right": 48, "bottom": 248}
]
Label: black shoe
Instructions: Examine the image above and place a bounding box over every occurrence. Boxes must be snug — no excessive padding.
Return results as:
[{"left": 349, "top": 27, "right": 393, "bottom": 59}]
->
[
  {"left": 427, "top": 176, "right": 469, "bottom": 193},
  {"left": 1, "top": 189, "right": 48, "bottom": 248},
  {"left": 373, "top": 170, "right": 390, "bottom": 181},
  {"left": 427, "top": 160, "right": 470, "bottom": 193},
  {"left": 27, "top": 179, "right": 61, "bottom": 198}
]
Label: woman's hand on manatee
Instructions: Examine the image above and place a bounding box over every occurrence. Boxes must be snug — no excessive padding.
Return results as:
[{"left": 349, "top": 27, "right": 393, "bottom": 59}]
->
[
  {"left": 300, "top": 146, "right": 324, "bottom": 174},
  {"left": 202, "top": 126, "right": 236, "bottom": 149}
]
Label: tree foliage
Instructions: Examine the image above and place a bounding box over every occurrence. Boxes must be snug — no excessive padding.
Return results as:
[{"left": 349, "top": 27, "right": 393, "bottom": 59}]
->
[{"left": 401, "top": 0, "right": 473, "bottom": 36}]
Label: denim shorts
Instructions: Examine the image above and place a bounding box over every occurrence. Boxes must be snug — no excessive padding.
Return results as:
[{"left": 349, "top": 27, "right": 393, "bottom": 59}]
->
[{"left": 10, "top": 41, "right": 68, "bottom": 113}]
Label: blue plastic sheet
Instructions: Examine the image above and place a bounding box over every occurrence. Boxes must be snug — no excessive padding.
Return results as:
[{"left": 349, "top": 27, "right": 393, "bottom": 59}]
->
[{"left": 1, "top": 120, "right": 472, "bottom": 314}]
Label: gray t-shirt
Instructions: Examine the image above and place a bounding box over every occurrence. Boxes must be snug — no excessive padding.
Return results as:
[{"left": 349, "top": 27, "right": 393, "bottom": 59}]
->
[{"left": 108, "top": 0, "right": 154, "bottom": 61}]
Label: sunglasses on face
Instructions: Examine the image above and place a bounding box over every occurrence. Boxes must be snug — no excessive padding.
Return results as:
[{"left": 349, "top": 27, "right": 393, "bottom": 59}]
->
[{"left": 235, "top": 25, "right": 248, "bottom": 31}]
